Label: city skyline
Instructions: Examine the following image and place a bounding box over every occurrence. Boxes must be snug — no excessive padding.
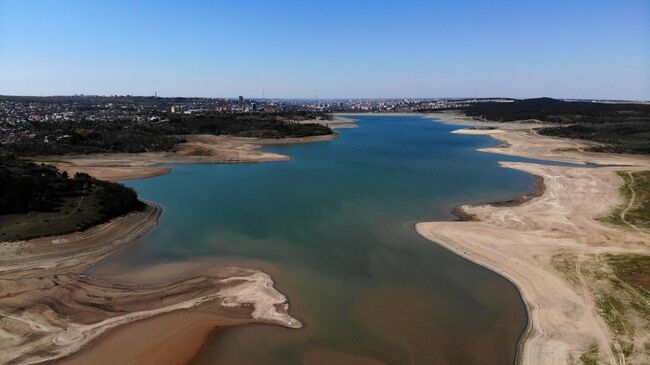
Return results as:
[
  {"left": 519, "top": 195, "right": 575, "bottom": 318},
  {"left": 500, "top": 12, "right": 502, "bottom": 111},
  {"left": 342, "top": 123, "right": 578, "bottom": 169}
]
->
[{"left": 1, "top": 0, "right": 648, "bottom": 100}]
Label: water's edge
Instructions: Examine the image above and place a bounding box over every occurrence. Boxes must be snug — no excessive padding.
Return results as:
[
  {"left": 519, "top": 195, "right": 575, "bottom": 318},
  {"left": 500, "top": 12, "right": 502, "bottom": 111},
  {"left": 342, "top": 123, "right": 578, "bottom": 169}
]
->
[{"left": 89, "top": 115, "right": 536, "bottom": 364}]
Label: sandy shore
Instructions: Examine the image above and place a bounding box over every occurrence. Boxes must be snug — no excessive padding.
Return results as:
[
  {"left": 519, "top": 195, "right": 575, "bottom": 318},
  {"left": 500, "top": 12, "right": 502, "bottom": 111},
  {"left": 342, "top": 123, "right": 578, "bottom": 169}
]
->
[
  {"left": 0, "top": 129, "right": 338, "bottom": 364},
  {"left": 417, "top": 118, "right": 650, "bottom": 364},
  {"left": 45, "top": 133, "right": 337, "bottom": 181},
  {"left": 0, "top": 202, "right": 301, "bottom": 364},
  {"left": 303, "top": 114, "right": 359, "bottom": 129},
  {"left": 9, "top": 112, "right": 649, "bottom": 364}
]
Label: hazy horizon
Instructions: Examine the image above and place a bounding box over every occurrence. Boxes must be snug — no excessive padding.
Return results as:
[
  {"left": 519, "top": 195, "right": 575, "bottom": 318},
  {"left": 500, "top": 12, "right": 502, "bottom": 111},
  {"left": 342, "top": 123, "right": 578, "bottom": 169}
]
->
[
  {"left": 1, "top": 0, "right": 648, "bottom": 100},
  {"left": 2, "top": 94, "right": 649, "bottom": 103}
]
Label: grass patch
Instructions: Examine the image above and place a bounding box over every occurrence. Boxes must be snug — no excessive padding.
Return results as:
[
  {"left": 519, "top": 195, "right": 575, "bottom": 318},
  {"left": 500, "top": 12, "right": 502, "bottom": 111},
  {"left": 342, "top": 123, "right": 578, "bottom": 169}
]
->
[
  {"left": 551, "top": 252, "right": 580, "bottom": 287},
  {"left": 596, "top": 292, "right": 628, "bottom": 335},
  {"left": 619, "top": 172, "right": 634, "bottom": 200},
  {"left": 0, "top": 185, "right": 142, "bottom": 241},
  {"left": 0, "top": 156, "right": 143, "bottom": 241},
  {"left": 624, "top": 171, "right": 650, "bottom": 228},
  {"left": 607, "top": 254, "right": 650, "bottom": 293},
  {"left": 620, "top": 341, "right": 634, "bottom": 359},
  {"left": 0, "top": 194, "right": 98, "bottom": 241},
  {"left": 189, "top": 147, "right": 214, "bottom": 156},
  {"left": 577, "top": 254, "right": 650, "bottom": 362},
  {"left": 606, "top": 254, "right": 650, "bottom": 321},
  {"left": 599, "top": 171, "right": 650, "bottom": 228},
  {"left": 599, "top": 172, "right": 632, "bottom": 226},
  {"left": 599, "top": 213, "right": 625, "bottom": 226},
  {"left": 579, "top": 343, "right": 599, "bottom": 365}
]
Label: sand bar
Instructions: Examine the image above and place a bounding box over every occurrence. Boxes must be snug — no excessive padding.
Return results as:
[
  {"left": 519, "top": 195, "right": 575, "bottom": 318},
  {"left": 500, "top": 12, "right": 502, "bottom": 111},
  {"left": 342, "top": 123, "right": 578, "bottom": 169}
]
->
[{"left": 0, "top": 202, "right": 301, "bottom": 364}]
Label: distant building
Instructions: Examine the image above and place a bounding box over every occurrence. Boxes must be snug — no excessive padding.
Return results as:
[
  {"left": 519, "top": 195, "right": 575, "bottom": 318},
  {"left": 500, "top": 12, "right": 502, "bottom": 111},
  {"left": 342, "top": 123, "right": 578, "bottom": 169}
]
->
[
  {"left": 251, "top": 102, "right": 257, "bottom": 111},
  {"left": 239, "top": 96, "right": 244, "bottom": 103},
  {"left": 264, "top": 104, "right": 280, "bottom": 113},
  {"left": 171, "top": 106, "right": 177, "bottom": 113},
  {"left": 184, "top": 109, "right": 208, "bottom": 115}
]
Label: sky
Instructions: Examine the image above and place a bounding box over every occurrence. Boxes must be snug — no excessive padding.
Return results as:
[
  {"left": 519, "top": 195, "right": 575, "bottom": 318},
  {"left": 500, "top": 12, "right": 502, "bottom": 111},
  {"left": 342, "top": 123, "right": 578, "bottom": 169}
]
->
[{"left": 0, "top": 0, "right": 648, "bottom": 100}]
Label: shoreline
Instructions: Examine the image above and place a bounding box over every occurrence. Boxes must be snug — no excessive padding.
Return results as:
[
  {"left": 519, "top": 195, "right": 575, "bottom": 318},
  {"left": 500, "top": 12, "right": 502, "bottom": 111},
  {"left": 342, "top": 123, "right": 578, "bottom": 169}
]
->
[
  {"left": 0, "top": 131, "right": 331, "bottom": 363},
  {"left": 417, "top": 116, "right": 650, "bottom": 364},
  {"left": 6, "top": 111, "right": 650, "bottom": 364},
  {"left": 444, "top": 173, "right": 545, "bottom": 365},
  {"left": 0, "top": 201, "right": 302, "bottom": 364},
  {"left": 449, "top": 176, "right": 545, "bottom": 222},
  {"left": 42, "top": 132, "right": 339, "bottom": 181},
  {"left": 1, "top": 127, "right": 341, "bottom": 363}
]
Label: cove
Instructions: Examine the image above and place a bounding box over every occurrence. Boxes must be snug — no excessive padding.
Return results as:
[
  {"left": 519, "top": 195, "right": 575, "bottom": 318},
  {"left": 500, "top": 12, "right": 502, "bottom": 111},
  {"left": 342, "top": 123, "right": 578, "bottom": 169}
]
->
[{"left": 91, "top": 115, "right": 535, "bottom": 365}]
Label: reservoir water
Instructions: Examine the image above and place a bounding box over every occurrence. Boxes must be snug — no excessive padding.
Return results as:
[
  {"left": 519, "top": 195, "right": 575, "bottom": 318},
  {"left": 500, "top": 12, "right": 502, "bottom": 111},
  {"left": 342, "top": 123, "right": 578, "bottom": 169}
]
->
[{"left": 92, "top": 115, "right": 533, "bottom": 364}]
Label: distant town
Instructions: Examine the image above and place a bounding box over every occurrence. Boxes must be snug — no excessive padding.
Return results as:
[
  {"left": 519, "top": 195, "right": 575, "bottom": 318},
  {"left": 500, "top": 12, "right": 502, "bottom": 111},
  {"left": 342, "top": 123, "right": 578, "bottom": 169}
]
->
[
  {"left": 0, "top": 95, "right": 512, "bottom": 123},
  {"left": 0, "top": 95, "right": 500, "bottom": 145},
  {"left": 2, "top": 94, "right": 648, "bottom": 154},
  {"left": 3, "top": 94, "right": 641, "bottom": 131}
]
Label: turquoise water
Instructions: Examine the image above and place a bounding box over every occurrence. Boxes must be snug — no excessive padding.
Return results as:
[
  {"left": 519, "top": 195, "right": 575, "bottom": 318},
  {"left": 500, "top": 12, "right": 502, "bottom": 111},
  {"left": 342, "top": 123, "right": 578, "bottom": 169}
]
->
[{"left": 92, "top": 115, "right": 535, "bottom": 365}]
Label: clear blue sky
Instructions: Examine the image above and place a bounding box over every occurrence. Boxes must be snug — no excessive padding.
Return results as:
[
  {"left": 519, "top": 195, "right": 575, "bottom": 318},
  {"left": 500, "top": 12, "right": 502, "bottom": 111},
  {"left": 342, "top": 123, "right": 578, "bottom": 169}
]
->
[{"left": 1, "top": 0, "right": 648, "bottom": 99}]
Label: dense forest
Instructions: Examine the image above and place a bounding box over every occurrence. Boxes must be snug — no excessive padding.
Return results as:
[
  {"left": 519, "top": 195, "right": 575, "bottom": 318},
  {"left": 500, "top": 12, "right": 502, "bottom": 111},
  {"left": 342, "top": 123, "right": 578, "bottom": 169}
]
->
[
  {"left": 451, "top": 98, "right": 650, "bottom": 154},
  {"left": 7, "top": 120, "right": 183, "bottom": 155},
  {"left": 165, "top": 111, "right": 333, "bottom": 138},
  {"left": 461, "top": 98, "right": 650, "bottom": 124},
  {"left": 539, "top": 123, "right": 650, "bottom": 154},
  {"left": 0, "top": 155, "right": 144, "bottom": 240},
  {"left": 3, "top": 112, "right": 333, "bottom": 156}
]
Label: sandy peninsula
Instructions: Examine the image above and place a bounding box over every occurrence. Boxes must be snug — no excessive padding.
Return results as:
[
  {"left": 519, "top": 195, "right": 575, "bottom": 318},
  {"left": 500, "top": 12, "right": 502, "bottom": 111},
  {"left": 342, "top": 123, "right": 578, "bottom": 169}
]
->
[
  {"left": 45, "top": 115, "right": 354, "bottom": 182},
  {"left": 418, "top": 113, "right": 650, "bottom": 365},
  {"left": 0, "top": 201, "right": 300, "bottom": 364},
  {"left": 46, "top": 132, "right": 338, "bottom": 181}
]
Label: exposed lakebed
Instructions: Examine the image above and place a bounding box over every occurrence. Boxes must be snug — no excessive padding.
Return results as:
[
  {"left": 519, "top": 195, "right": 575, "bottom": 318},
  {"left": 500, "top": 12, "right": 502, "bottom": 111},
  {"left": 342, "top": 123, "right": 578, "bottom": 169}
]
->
[{"left": 90, "top": 115, "right": 539, "bottom": 365}]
